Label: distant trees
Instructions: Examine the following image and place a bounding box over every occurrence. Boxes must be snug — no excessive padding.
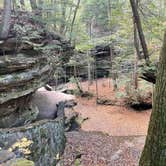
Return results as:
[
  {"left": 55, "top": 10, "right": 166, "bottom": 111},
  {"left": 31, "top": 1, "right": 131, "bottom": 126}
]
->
[{"left": 82, "top": 0, "right": 110, "bottom": 37}]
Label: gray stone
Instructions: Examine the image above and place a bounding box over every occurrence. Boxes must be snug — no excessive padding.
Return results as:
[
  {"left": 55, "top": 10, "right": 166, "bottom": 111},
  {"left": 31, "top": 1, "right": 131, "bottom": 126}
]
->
[
  {"left": 0, "top": 150, "right": 16, "bottom": 164},
  {"left": 32, "top": 90, "right": 76, "bottom": 120},
  {"left": 0, "top": 103, "right": 39, "bottom": 128},
  {"left": 0, "top": 118, "right": 65, "bottom": 166}
]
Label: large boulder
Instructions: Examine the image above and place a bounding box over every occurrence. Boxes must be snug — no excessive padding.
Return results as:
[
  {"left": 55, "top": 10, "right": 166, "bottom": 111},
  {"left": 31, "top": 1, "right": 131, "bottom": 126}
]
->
[{"left": 32, "top": 89, "right": 76, "bottom": 120}]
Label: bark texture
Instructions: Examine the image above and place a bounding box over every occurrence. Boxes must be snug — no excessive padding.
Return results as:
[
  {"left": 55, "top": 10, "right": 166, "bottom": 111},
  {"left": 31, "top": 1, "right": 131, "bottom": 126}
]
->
[
  {"left": 139, "top": 32, "right": 166, "bottom": 165},
  {"left": 130, "top": 0, "right": 149, "bottom": 64}
]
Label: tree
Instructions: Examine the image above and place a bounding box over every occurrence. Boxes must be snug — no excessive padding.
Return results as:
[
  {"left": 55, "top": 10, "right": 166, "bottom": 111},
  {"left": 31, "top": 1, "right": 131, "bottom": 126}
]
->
[
  {"left": 139, "top": 32, "right": 166, "bottom": 165},
  {"left": 70, "top": 0, "right": 80, "bottom": 41},
  {"left": 0, "top": 0, "right": 11, "bottom": 39},
  {"left": 59, "top": 0, "right": 67, "bottom": 34},
  {"left": 130, "top": 0, "right": 150, "bottom": 65}
]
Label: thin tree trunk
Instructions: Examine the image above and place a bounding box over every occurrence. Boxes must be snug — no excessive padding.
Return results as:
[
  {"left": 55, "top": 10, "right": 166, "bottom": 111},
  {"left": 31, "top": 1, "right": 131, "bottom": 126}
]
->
[
  {"left": 133, "top": 24, "right": 139, "bottom": 89},
  {"left": 94, "top": 56, "right": 98, "bottom": 101},
  {"left": 112, "top": 72, "right": 118, "bottom": 91},
  {"left": 63, "top": 4, "right": 73, "bottom": 35},
  {"left": 130, "top": 0, "right": 150, "bottom": 65},
  {"left": 70, "top": 0, "right": 80, "bottom": 41},
  {"left": 87, "top": 51, "right": 92, "bottom": 90},
  {"left": 132, "top": 5, "right": 139, "bottom": 89},
  {"left": 133, "top": 55, "right": 138, "bottom": 89},
  {"left": 12, "top": 0, "right": 16, "bottom": 11},
  {"left": 30, "top": 0, "right": 37, "bottom": 11},
  {"left": 20, "top": 0, "right": 25, "bottom": 10},
  {"left": 139, "top": 32, "right": 166, "bottom": 165},
  {"left": 107, "top": 0, "right": 111, "bottom": 27},
  {"left": 109, "top": 47, "right": 113, "bottom": 88},
  {"left": 59, "top": 0, "right": 66, "bottom": 34},
  {"left": 74, "top": 65, "right": 83, "bottom": 94},
  {"left": 0, "top": 0, "right": 11, "bottom": 40},
  {"left": 134, "top": 23, "right": 142, "bottom": 59},
  {"left": 133, "top": 0, "right": 141, "bottom": 60}
]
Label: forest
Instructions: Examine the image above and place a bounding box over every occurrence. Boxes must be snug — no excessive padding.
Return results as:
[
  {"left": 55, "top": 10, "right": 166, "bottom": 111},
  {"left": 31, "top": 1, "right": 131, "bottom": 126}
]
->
[{"left": 0, "top": 0, "right": 165, "bottom": 165}]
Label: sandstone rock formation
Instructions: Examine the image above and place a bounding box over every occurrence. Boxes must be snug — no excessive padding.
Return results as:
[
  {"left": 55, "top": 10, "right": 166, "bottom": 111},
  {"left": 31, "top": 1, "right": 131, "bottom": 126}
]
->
[
  {"left": 0, "top": 11, "right": 73, "bottom": 128},
  {"left": 0, "top": 11, "right": 73, "bottom": 166}
]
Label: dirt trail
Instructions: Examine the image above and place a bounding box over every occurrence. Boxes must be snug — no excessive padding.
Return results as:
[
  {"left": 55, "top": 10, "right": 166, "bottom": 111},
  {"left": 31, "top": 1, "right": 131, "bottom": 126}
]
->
[
  {"left": 59, "top": 78, "right": 152, "bottom": 165},
  {"left": 75, "top": 103, "right": 150, "bottom": 136},
  {"left": 71, "top": 78, "right": 151, "bottom": 136}
]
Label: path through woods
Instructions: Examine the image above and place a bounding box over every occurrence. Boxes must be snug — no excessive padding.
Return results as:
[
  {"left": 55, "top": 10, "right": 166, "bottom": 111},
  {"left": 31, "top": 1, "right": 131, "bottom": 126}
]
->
[
  {"left": 68, "top": 78, "right": 151, "bottom": 136},
  {"left": 59, "top": 78, "right": 152, "bottom": 165}
]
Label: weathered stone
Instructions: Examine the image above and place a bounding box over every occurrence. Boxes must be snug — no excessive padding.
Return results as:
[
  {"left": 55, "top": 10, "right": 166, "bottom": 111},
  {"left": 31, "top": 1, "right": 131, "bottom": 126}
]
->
[
  {"left": 32, "top": 90, "right": 76, "bottom": 120},
  {"left": 2, "top": 158, "right": 34, "bottom": 166},
  {"left": 0, "top": 150, "right": 16, "bottom": 164},
  {"left": 0, "top": 54, "right": 45, "bottom": 74},
  {"left": 0, "top": 103, "right": 39, "bottom": 128},
  {"left": 0, "top": 11, "right": 71, "bottom": 166},
  {"left": 0, "top": 57, "right": 52, "bottom": 104},
  {"left": 0, "top": 118, "right": 65, "bottom": 166},
  {"left": 64, "top": 108, "right": 79, "bottom": 131}
]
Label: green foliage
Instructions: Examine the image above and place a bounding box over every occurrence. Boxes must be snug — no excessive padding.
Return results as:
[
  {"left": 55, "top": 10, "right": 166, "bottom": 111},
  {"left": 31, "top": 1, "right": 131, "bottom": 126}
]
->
[{"left": 81, "top": 0, "right": 109, "bottom": 31}]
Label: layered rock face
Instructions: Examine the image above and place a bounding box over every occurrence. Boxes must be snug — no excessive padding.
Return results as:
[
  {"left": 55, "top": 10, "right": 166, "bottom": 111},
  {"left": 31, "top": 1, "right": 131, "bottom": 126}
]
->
[
  {"left": 92, "top": 45, "right": 114, "bottom": 78},
  {"left": 0, "top": 11, "right": 74, "bottom": 128},
  {"left": 0, "top": 53, "right": 52, "bottom": 128},
  {"left": 64, "top": 44, "right": 120, "bottom": 81},
  {"left": 0, "top": 12, "right": 73, "bottom": 165}
]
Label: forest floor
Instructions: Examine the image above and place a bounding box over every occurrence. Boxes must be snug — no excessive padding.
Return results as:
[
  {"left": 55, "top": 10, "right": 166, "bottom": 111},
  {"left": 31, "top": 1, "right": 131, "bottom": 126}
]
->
[
  {"left": 59, "top": 78, "right": 152, "bottom": 165},
  {"left": 60, "top": 131, "right": 145, "bottom": 166}
]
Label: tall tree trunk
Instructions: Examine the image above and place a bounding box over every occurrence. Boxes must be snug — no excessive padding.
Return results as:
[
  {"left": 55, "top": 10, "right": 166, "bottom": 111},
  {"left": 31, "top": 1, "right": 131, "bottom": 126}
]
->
[
  {"left": 130, "top": 0, "right": 150, "bottom": 65},
  {"left": 12, "top": 0, "right": 16, "bottom": 11},
  {"left": 87, "top": 51, "right": 92, "bottom": 90},
  {"left": 70, "top": 0, "right": 80, "bottom": 41},
  {"left": 132, "top": 3, "right": 139, "bottom": 89},
  {"left": 63, "top": 5, "right": 72, "bottom": 35},
  {"left": 134, "top": 23, "right": 142, "bottom": 59},
  {"left": 133, "top": 23, "right": 139, "bottom": 89},
  {"left": 0, "top": 0, "right": 11, "bottom": 40},
  {"left": 133, "top": 55, "right": 138, "bottom": 89},
  {"left": 94, "top": 56, "right": 98, "bottom": 101},
  {"left": 109, "top": 47, "right": 113, "bottom": 88},
  {"left": 139, "top": 32, "right": 166, "bottom": 165},
  {"left": 107, "top": 0, "right": 111, "bottom": 28}
]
